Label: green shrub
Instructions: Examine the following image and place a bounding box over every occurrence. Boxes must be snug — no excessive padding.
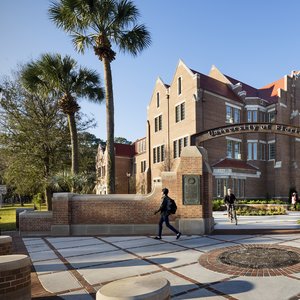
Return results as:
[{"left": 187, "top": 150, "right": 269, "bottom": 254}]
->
[
  {"left": 236, "top": 206, "right": 286, "bottom": 216},
  {"left": 213, "top": 199, "right": 225, "bottom": 211}
]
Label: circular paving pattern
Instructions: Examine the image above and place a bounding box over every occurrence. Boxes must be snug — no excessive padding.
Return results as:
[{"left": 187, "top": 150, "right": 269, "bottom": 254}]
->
[{"left": 199, "top": 244, "right": 300, "bottom": 277}]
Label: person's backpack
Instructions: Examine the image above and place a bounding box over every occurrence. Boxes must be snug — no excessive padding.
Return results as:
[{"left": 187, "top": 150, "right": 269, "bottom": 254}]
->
[{"left": 167, "top": 197, "right": 177, "bottom": 214}]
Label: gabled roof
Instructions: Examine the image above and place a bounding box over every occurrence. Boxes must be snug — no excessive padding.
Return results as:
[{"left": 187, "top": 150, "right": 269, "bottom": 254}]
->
[
  {"left": 199, "top": 73, "right": 243, "bottom": 103},
  {"left": 224, "top": 74, "right": 260, "bottom": 98},
  {"left": 259, "top": 77, "right": 285, "bottom": 104},
  {"left": 212, "top": 158, "right": 258, "bottom": 171},
  {"left": 190, "top": 68, "right": 242, "bottom": 103},
  {"left": 223, "top": 73, "right": 284, "bottom": 104}
]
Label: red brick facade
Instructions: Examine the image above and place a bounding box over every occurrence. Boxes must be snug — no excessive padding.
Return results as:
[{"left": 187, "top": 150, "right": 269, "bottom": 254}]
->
[{"left": 96, "top": 61, "right": 300, "bottom": 200}]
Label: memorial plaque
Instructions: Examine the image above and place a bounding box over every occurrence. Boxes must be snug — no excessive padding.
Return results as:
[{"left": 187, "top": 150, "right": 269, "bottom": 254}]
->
[{"left": 183, "top": 175, "right": 201, "bottom": 205}]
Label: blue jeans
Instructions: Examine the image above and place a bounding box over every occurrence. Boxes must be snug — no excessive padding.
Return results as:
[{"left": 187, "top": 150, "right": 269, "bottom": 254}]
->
[{"left": 158, "top": 214, "right": 179, "bottom": 237}]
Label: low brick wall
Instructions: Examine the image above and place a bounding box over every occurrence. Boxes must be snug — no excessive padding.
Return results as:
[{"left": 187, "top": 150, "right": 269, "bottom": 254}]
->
[
  {"left": 19, "top": 211, "right": 53, "bottom": 235},
  {"left": 19, "top": 146, "right": 214, "bottom": 236},
  {"left": 0, "top": 255, "right": 31, "bottom": 300},
  {"left": 0, "top": 236, "right": 12, "bottom": 255}
]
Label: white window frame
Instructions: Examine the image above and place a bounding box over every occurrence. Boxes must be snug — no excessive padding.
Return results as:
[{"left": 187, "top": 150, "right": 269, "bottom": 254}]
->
[
  {"left": 268, "top": 140, "right": 276, "bottom": 161},
  {"left": 247, "top": 140, "right": 258, "bottom": 160},
  {"left": 225, "top": 103, "right": 241, "bottom": 124}
]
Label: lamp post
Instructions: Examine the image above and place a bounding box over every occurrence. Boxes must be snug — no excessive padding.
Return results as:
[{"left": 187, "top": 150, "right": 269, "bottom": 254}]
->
[{"left": 126, "top": 172, "right": 131, "bottom": 194}]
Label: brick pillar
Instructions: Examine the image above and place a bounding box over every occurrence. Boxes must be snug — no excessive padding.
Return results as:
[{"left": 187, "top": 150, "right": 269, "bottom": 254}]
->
[
  {"left": 51, "top": 193, "right": 74, "bottom": 236},
  {"left": 0, "top": 255, "right": 31, "bottom": 300},
  {"left": 0, "top": 236, "right": 12, "bottom": 255},
  {"left": 162, "top": 146, "right": 214, "bottom": 234}
]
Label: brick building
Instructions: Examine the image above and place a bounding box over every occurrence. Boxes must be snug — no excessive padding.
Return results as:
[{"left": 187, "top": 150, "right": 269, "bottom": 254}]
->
[{"left": 96, "top": 60, "right": 300, "bottom": 199}]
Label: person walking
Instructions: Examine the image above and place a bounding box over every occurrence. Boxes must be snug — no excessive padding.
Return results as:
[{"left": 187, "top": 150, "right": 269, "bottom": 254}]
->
[
  {"left": 291, "top": 192, "right": 298, "bottom": 210},
  {"left": 154, "top": 188, "right": 181, "bottom": 240}
]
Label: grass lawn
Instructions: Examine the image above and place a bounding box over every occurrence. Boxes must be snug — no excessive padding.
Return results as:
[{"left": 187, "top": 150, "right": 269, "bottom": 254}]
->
[{"left": 0, "top": 203, "right": 47, "bottom": 231}]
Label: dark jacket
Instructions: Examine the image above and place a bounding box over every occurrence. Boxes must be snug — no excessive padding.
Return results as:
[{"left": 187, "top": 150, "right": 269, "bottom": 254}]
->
[
  {"left": 157, "top": 196, "right": 170, "bottom": 216},
  {"left": 224, "top": 193, "right": 236, "bottom": 204}
]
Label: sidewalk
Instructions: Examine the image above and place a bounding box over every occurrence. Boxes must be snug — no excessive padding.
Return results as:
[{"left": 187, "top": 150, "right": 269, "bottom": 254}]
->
[{"left": 6, "top": 212, "right": 300, "bottom": 299}]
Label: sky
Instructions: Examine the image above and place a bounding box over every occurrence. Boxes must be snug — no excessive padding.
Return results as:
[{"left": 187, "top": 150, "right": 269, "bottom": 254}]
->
[{"left": 1, "top": 0, "right": 300, "bottom": 142}]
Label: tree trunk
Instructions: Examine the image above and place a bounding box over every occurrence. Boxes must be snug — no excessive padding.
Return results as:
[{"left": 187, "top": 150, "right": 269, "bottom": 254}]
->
[
  {"left": 102, "top": 57, "right": 115, "bottom": 194},
  {"left": 44, "top": 186, "right": 52, "bottom": 211},
  {"left": 67, "top": 113, "right": 79, "bottom": 175}
]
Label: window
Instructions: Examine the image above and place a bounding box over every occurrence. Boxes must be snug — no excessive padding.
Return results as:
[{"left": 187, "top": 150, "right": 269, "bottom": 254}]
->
[
  {"left": 232, "top": 179, "right": 245, "bottom": 198},
  {"left": 259, "top": 142, "right": 266, "bottom": 160},
  {"left": 227, "top": 139, "right": 241, "bottom": 159},
  {"left": 226, "top": 105, "right": 240, "bottom": 123},
  {"left": 247, "top": 141, "right": 258, "bottom": 160},
  {"left": 154, "top": 115, "right": 162, "bottom": 132},
  {"left": 216, "top": 178, "right": 228, "bottom": 198},
  {"left": 247, "top": 110, "right": 258, "bottom": 122},
  {"left": 173, "top": 136, "right": 189, "bottom": 158},
  {"left": 138, "top": 140, "right": 146, "bottom": 153},
  {"left": 175, "top": 102, "right": 185, "bottom": 122},
  {"left": 173, "top": 140, "right": 178, "bottom": 158},
  {"left": 153, "top": 145, "right": 165, "bottom": 163},
  {"left": 267, "top": 110, "right": 276, "bottom": 123},
  {"left": 178, "top": 77, "right": 182, "bottom": 95},
  {"left": 156, "top": 92, "right": 160, "bottom": 108},
  {"left": 141, "top": 160, "right": 146, "bottom": 173},
  {"left": 268, "top": 141, "right": 275, "bottom": 160}
]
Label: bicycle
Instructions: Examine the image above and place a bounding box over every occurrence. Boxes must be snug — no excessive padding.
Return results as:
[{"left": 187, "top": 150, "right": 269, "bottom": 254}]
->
[{"left": 227, "top": 203, "right": 238, "bottom": 225}]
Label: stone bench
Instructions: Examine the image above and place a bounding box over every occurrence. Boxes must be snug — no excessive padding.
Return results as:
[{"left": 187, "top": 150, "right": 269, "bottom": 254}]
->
[
  {"left": 0, "top": 255, "right": 31, "bottom": 300},
  {"left": 0, "top": 236, "right": 12, "bottom": 255},
  {"left": 96, "top": 276, "right": 170, "bottom": 300}
]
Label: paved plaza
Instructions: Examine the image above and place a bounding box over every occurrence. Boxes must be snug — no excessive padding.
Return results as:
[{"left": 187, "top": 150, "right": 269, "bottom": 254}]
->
[{"left": 8, "top": 212, "right": 300, "bottom": 299}]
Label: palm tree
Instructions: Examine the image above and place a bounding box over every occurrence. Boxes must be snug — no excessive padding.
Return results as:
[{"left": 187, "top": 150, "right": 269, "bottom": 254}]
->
[
  {"left": 21, "top": 53, "right": 104, "bottom": 175},
  {"left": 49, "top": 0, "right": 151, "bottom": 193}
]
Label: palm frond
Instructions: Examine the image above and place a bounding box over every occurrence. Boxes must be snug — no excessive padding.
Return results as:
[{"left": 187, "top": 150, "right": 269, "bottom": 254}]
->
[
  {"left": 49, "top": 0, "right": 88, "bottom": 32},
  {"left": 117, "top": 24, "right": 151, "bottom": 56},
  {"left": 71, "top": 33, "right": 93, "bottom": 53},
  {"left": 113, "top": 0, "right": 139, "bottom": 29}
]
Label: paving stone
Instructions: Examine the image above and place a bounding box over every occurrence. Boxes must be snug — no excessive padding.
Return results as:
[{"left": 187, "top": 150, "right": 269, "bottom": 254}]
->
[
  {"left": 38, "top": 270, "right": 82, "bottom": 293},
  {"left": 128, "top": 242, "right": 186, "bottom": 257},
  {"left": 47, "top": 237, "right": 104, "bottom": 249},
  {"left": 147, "top": 249, "right": 202, "bottom": 268},
  {"left": 33, "top": 258, "right": 68, "bottom": 275},
  {"left": 59, "top": 289, "right": 94, "bottom": 300},
  {"left": 212, "top": 276, "right": 300, "bottom": 300},
  {"left": 78, "top": 258, "right": 160, "bottom": 285},
  {"left": 57, "top": 243, "right": 119, "bottom": 257},
  {"left": 29, "top": 249, "right": 58, "bottom": 262},
  {"left": 66, "top": 249, "right": 136, "bottom": 269}
]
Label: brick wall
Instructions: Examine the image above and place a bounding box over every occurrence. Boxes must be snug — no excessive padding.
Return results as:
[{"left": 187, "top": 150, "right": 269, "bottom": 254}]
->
[
  {"left": 19, "top": 211, "right": 52, "bottom": 232},
  {"left": 20, "top": 146, "right": 213, "bottom": 235}
]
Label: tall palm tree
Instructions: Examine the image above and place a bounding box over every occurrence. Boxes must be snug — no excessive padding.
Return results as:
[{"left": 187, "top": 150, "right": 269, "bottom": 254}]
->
[
  {"left": 49, "top": 0, "right": 151, "bottom": 194},
  {"left": 21, "top": 53, "right": 104, "bottom": 175}
]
